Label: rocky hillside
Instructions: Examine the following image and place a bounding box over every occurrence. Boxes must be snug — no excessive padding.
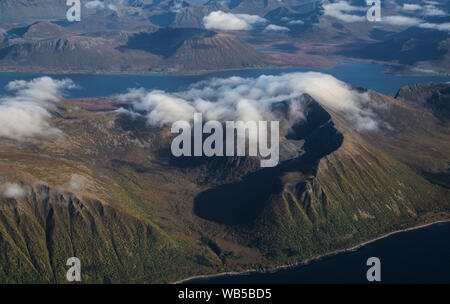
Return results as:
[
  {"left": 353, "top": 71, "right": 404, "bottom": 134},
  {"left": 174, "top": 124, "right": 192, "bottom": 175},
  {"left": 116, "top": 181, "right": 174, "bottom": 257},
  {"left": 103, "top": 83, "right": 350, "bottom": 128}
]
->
[
  {"left": 0, "top": 0, "right": 67, "bottom": 23},
  {"left": 395, "top": 83, "right": 450, "bottom": 122}
]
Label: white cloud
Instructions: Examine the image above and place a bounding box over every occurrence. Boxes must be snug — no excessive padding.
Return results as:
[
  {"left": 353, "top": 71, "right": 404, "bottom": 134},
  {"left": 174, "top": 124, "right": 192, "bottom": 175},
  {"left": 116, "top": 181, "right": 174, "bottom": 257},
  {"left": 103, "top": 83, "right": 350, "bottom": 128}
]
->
[
  {"left": 85, "top": 1, "right": 105, "bottom": 9},
  {"left": 403, "top": 4, "right": 422, "bottom": 11},
  {"left": 380, "top": 15, "right": 450, "bottom": 32},
  {"left": 402, "top": 2, "right": 446, "bottom": 16},
  {"left": 264, "top": 24, "right": 290, "bottom": 32},
  {"left": 325, "top": 1, "right": 447, "bottom": 29},
  {"left": 381, "top": 15, "right": 422, "bottom": 27},
  {"left": 117, "top": 72, "right": 383, "bottom": 132},
  {"left": 423, "top": 5, "right": 445, "bottom": 17},
  {"left": 419, "top": 22, "right": 450, "bottom": 32},
  {"left": 203, "top": 11, "right": 267, "bottom": 31},
  {"left": 170, "top": 1, "right": 183, "bottom": 13},
  {"left": 237, "top": 14, "right": 267, "bottom": 25},
  {"left": 85, "top": 0, "right": 124, "bottom": 11},
  {"left": 323, "top": 1, "right": 366, "bottom": 23},
  {"left": 0, "top": 77, "right": 75, "bottom": 141},
  {"left": 325, "top": 1, "right": 366, "bottom": 12},
  {"left": 288, "top": 20, "right": 304, "bottom": 25},
  {"left": 107, "top": 4, "right": 118, "bottom": 11},
  {"left": 1, "top": 183, "right": 26, "bottom": 198},
  {"left": 423, "top": 2, "right": 447, "bottom": 16},
  {"left": 69, "top": 174, "right": 87, "bottom": 191},
  {"left": 411, "top": 67, "right": 437, "bottom": 74}
]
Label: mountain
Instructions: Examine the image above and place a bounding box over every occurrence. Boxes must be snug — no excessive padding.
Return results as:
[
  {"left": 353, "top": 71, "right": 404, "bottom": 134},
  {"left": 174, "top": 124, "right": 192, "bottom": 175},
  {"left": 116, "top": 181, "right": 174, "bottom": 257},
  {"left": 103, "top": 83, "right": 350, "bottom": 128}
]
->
[
  {"left": 124, "top": 28, "right": 264, "bottom": 71},
  {"left": 148, "top": 0, "right": 211, "bottom": 28},
  {"left": 0, "top": 83, "right": 448, "bottom": 283},
  {"left": 395, "top": 83, "right": 450, "bottom": 122},
  {"left": 340, "top": 27, "right": 449, "bottom": 65},
  {"left": 0, "top": 0, "right": 67, "bottom": 23},
  {"left": 2, "top": 21, "right": 66, "bottom": 40},
  {"left": 0, "top": 25, "right": 265, "bottom": 73}
]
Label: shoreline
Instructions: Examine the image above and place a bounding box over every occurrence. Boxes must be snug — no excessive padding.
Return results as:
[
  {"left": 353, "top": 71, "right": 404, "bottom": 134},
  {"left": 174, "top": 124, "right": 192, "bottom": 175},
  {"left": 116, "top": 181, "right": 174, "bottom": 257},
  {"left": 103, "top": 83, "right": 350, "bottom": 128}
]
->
[
  {"left": 1, "top": 59, "right": 448, "bottom": 78},
  {"left": 174, "top": 219, "right": 449, "bottom": 284},
  {"left": 0, "top": 65, "right": 270, "bottom": 77}
]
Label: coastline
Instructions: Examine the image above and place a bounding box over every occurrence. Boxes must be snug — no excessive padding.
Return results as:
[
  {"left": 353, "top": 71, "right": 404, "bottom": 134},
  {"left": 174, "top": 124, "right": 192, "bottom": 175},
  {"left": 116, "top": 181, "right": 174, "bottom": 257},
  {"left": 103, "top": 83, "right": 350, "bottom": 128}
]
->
[
  {"left": 0, "top": 63, "right": 337, "bottom": 77},
  {"left": 0, "top": 65, "right": 271, "bottom": 77},
  {"left": 174, "top": 219, "right": 450, "bottom": 284},
  {"left": 1, "top": 58, "right": 448, "bottom": 77}
]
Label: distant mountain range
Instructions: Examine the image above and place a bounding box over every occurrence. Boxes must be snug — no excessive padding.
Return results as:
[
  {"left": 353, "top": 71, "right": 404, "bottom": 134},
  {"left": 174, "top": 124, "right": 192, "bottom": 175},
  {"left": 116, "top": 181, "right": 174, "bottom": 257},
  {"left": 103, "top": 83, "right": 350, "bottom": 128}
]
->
[
  {"left": 0, "top": 0, "right": 448, "bottom": 74},
  {"left": 0, "top": 0, "right": 67, "bottom": 23},
  {"left": 0, "top": 22, "right": 264, "bottom": 73},
  {"left": 340, "top": 27, "right": 450, "bottom": 72}
]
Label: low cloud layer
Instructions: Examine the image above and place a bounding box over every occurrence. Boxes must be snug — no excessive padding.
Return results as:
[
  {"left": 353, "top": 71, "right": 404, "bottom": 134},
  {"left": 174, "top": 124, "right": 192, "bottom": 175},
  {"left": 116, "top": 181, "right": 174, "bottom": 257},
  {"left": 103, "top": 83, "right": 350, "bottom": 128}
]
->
[
  {"left": 420, "top": 22, "right": 450, "bottom": 32},
  {"left": 0, "top": 77, "right": 75, "bottom": 141},
  {"left": 287, "top": 20, "right": 304, "bottom": 25},
  {"left": 0, "top": 183, "right": 26, "bottom": 198},
  {"left": 264, "top": 24, "right": 290, "bottom": 32},
  {"left": 403, "top": 3, "right": 445, "bottom": 17},
  {"left": 69, "top": 174, "right": 87, "bottom": 191},
  {"left": 85, "top": 0, "right": 124, "bottom": 11},
  {"left": 382, "top": 15, "right": 450, "bottom": 31},
  {"left": 403, "top": 4, "right": 422, "bottom": 11},
  {"left": 203, "top": 11, "right": 267, "bottom": 31},
  {"left": 382, "top": 15, "right": 423, "bottom": 27},
  {"left": 117, "top": 72, "right": 383, "bottom": 132},
  {"left": 323, "top": 1, "right": 366, "bottom": 23},
  {"left": 85, "top": 1, "right": 106, "bottom": 9}
]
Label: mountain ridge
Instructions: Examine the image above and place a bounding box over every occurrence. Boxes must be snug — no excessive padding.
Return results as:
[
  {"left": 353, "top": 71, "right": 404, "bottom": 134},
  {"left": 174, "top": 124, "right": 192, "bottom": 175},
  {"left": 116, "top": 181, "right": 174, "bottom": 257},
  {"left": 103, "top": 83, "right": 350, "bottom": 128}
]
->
[{"left": 0, "top": 26, "right": 265, "bottom": 74}]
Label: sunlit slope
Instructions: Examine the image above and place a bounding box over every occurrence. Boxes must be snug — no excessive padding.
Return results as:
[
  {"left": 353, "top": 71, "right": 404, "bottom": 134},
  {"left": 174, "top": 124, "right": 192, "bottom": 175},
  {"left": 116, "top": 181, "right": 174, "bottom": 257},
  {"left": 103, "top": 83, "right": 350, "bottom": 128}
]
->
[
  {"left": 0, "top": 185, "right": 188, "bottom": 283},
  {"left": 256, "top": 128, "right": 448, "bottom": 264},
  {"left": 0, "top": 103, "right": 216, "bottom": 283},
  {"left": 193, "top": 94, "right": 449, "bottom": 268}
]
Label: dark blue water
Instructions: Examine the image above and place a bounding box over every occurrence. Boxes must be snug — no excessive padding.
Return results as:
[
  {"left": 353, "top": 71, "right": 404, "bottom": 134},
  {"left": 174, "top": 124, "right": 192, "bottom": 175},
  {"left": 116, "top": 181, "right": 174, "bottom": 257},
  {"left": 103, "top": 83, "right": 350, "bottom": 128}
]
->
[
  {"left": 256, "top": 49, "right": 294, "bottom": 53},
  {"left": 0, "top": 60, "right": 449, "bottom": 97},
  {"left": 184, "top": 222, "right": 450, "bottom": 284}
]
